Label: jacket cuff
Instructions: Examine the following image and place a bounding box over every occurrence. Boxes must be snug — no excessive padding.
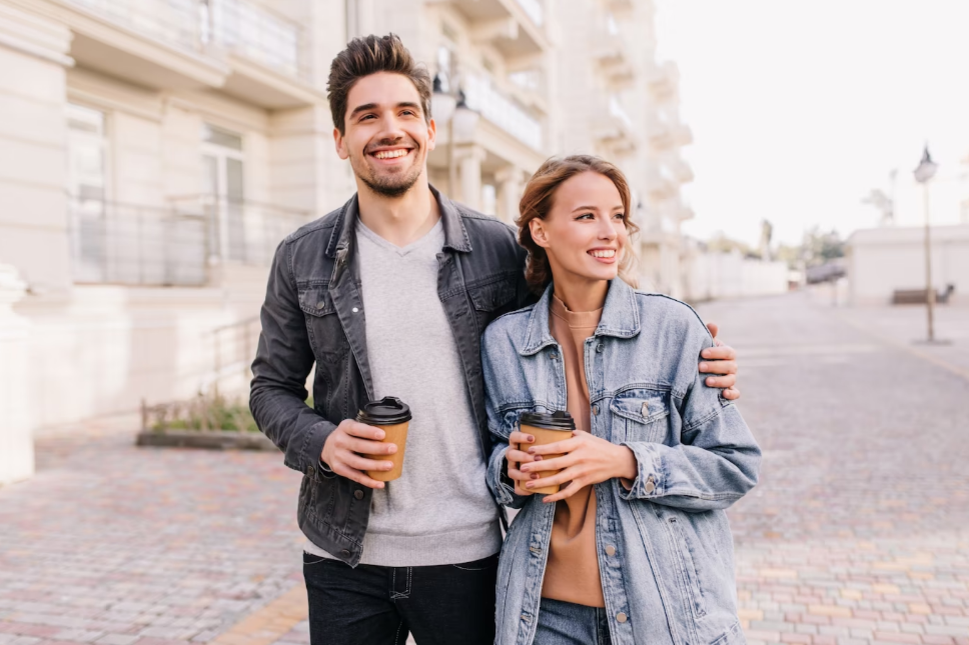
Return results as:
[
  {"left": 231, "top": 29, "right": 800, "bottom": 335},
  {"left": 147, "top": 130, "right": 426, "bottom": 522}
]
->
[
  {"left": 618, "top": 442, "right": 662, "bottom": 500},
  {"left": 489, "top": 445, "right": 517, "bottom": 506},
  {"left": 302, "top": 419, "right": 336, "bottom": 479}
]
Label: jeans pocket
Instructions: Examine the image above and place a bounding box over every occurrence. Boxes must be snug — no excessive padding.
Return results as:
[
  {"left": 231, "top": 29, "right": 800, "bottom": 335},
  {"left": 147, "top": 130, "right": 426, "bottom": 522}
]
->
[{"left": 303, "top": 552, "right": 333, "bottom": 566}]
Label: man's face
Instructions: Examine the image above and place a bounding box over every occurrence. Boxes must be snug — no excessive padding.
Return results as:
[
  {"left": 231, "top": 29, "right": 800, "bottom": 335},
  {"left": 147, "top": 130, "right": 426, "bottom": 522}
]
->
[{"left": 334, "top": 72, "right": 436, "bottom": 198}]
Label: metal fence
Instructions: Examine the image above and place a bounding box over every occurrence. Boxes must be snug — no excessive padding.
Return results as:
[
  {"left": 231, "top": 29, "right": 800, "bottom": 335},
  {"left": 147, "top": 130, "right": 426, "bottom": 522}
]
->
[
  {"left": 69, "top": 196, "right": 310, "bottom": 286},
  {"left": 64, "top": 0, "right": 309, "bottom": 82}
]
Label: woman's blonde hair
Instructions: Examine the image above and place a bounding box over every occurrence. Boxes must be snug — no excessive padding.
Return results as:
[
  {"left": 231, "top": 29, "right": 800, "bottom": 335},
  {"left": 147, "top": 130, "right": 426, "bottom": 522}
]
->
[{"left": 516, "top": 155, "right": 639, "bottom": 294}]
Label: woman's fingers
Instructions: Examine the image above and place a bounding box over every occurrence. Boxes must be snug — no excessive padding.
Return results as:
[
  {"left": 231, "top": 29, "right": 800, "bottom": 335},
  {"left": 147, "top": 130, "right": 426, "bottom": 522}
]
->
[
  {"left": 699, "top": 358, "right": 737, "bottom": 376},
  {"left": 506, "top": 448, "right": 535, "bottom": 464},
  {"left": 722, "top": 386, "right": 741, "bottom": 400},
  {"left": 526, "top": 436, "right": 582, "bottom": 456},
  {"left": 541, "top": 480, "right": 584, "bottom": 504},
  {"left": 509, "top": 431, "right": 535, "bottom": 445},
  {"left": 525, "top": 466, "right": 578, "bottom": 492},
  {"left": 520, "top": 453, "right": 573, "bottom": 473},
  {"left": 701, "top": 344, "right": 737, "bottom": 362}
]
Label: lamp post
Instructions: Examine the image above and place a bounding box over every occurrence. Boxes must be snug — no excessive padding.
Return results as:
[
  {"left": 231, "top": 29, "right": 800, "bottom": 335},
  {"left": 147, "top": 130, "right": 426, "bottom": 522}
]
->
[
  {"left": 913, "top": 145, "right": 938, "bottom": 343},
  {"left": 432, "top": 74, "right": 480, "bottom": 203}
]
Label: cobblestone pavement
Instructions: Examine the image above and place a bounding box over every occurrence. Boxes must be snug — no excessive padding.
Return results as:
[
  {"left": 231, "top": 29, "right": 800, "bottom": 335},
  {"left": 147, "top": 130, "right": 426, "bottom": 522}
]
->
[
  {"left": 1, "top": 292, "right": 967, "bottom": 645},
  {"left": 696, "top": 293, "right": 969, "bottom": 645}
]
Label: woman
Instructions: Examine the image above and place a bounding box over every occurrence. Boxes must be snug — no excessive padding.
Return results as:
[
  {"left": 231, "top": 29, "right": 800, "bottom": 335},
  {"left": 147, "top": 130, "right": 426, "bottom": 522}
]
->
[{"left": 482, "top": 155, "right": 762, "bottom": 645}]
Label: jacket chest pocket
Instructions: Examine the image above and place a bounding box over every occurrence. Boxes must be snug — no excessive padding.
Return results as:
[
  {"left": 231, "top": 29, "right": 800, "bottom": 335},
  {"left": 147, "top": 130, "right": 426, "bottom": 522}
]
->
[
  {"left": 609, "top": 389, "right": 670, "bottom": 444},
  {"left": 468, "top": 276, "right": 519, "bottom": 330},
  {"left": 299, "top": 285, "right": 350, "bottom": 366}
]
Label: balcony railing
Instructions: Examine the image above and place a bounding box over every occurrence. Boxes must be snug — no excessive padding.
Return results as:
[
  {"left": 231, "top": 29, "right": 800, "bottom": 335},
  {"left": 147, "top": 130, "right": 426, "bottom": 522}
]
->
[
  {"left": 69, "top": 196, "right": 309, "bottom": 286},
  {"left": 64, "top": 0, "right": 308, "bottom": 81},
  {"left": 464, "top": 74, "right": 543, "bottom": 150},
  {"left": 203, "top": 0, "right": 308, "bottom": 80},
  {"left": 65, "top": 0, "right": 201, "bottom": 50}
]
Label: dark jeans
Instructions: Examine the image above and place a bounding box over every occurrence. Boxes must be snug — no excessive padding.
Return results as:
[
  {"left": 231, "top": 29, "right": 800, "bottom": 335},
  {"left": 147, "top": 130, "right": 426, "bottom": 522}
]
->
[{"left": 303, "top": 552, "right": 498, "bottom": 645}]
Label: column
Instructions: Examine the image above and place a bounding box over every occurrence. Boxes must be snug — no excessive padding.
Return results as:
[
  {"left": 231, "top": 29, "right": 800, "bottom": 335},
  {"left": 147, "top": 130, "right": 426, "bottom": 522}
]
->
[
  {"left": 0, "top": 5, "right": 73, "bottom": 291},
  {"left": 456, "top": 145, "right": 487, "bottom": 210},
  {"left": 0, "top": 265, "right": 34, "bottom": 485},
  {"left": 496, "top": 165, "right": 525, "bottom": 225}
]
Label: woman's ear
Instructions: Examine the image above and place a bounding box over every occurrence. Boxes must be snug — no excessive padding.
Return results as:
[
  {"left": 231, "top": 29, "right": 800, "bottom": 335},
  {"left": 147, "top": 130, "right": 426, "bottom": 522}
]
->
[{"left": 529, "top": 218, "right": 550, "bottom": 249}]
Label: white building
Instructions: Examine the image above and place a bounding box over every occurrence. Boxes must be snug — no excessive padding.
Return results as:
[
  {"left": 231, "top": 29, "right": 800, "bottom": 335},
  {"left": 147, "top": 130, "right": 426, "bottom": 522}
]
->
[
  {"left": 0, "top": 0, "right": 695, "bottom": 482},
  {"left": 846, "top": 224, "right": 969, "bottom": 306}
]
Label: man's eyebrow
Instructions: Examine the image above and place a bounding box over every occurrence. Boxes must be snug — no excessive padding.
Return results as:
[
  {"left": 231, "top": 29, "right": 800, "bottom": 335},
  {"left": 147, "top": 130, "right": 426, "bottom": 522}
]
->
[{"left": 349, "top": 102, "right": 422, "bottom": 119}]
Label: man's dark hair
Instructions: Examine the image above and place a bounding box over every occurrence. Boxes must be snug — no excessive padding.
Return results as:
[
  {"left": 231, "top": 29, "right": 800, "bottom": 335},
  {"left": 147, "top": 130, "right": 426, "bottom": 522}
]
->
[{"left": 327, "top": 34, "right": 432, "bottom": 136}]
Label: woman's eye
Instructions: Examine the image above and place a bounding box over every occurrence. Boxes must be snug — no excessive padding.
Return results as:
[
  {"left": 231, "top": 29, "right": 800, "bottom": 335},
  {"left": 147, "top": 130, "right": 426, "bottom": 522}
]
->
[
  {"left": 576, "top": 213, "right": 594, "bottom": 220},
  {"left": 614, "top": 213, "right": 626, "bottom": 220}
]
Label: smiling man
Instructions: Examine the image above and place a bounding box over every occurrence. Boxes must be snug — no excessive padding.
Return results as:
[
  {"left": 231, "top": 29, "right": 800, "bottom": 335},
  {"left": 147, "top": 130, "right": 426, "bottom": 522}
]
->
[{"left": 249, "top": 34, "right": 741, "bottom": 645}]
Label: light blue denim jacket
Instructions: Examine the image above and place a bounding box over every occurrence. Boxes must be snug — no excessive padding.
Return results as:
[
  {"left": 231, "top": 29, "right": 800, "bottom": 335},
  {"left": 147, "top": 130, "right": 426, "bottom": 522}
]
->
[{"left": 483, "top": 279, "right": 761, "bottom": 645}]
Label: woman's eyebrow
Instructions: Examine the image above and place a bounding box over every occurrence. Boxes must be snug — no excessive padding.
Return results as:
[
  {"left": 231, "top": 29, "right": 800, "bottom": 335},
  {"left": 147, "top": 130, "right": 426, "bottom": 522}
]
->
[{"left": 571, "top": 205, "right": 600, "bottom": 213}]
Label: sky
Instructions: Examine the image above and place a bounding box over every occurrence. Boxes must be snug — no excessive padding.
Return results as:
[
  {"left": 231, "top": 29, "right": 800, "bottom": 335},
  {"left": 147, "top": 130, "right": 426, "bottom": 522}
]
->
[{"left": 653, "top": 0, "right": 969, "bottom": 247}]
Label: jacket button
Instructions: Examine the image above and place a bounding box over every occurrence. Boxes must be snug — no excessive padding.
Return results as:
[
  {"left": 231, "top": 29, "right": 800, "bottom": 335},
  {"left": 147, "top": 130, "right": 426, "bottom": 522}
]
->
[
  {"left": 644, "top": 480, "right": 656, "bottom": 493},
  {"left": 616, "top": 612, "right": 628, "bottom": 623},
  {"left": 353, "top": 489, "right": 364, "bottom": 500},
  {"left": 605, "top": 545, "right": 616, "bottom": 556},
  {"left": 592, "top": 405, "right": 599, "bottom": 416},
  {"left": 549, "top": 352, "right": 559, "bottom": 360},
  {"left": 596, "top": 343, "right": 603, "bottom": 353},
  {"left": 641, "top": 402, "right": 649, "bottom": 416},
  {"left": 341, "top": 549, "right": 351, "bottom": 557},
  {"left": 315, "top": 301, "right": 326, "bottom": 310},
  {"left": 352, "top": 307, "right": 359, "bottom": 313}
]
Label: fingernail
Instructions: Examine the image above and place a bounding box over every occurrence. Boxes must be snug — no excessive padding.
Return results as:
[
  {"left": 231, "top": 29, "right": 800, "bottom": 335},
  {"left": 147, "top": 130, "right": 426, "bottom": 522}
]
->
[
  {"left": 525, "top": 482, "right": 534, "bottom": 489},
  {"left": 376, "top": 431, "right": 385, "bottom": 440},
  {"left": 527, "top": 448, "right": 536, "bottom": 455},
  {"left": 531, "top": 473, "right": 539, "bottom": 480},
  {"left": 533, "top": 455, "right": 543, "bottom": 461},
  {"left": 702, "top": 349, "right": 711, "bottom": 358},
  {"left": 525, "top": 435, "right": 535, "bottom": 443},
  {"left": 699, "top": 362, "right": 708, "bottom": 371}
]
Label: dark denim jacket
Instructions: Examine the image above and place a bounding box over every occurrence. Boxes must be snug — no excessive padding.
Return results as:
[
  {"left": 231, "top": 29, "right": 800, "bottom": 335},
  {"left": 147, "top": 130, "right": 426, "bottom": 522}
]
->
[{"left": 250, "top": 186, "right": 530, "bottom": 566}]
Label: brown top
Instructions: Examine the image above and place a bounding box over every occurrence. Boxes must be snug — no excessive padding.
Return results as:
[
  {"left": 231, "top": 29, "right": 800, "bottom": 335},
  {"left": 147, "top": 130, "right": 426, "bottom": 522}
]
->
[{"left": 540, "top": 294, "right": 605, "bottom": 607}]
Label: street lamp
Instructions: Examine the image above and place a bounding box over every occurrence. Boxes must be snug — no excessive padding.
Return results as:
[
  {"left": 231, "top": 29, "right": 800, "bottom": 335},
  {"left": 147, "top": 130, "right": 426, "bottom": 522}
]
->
[
  {"left": 432, "top": 74, "right": 480, "bottom": 203},
  {"left": 913, "top": 145, "right": 941, "bottom": 343}
]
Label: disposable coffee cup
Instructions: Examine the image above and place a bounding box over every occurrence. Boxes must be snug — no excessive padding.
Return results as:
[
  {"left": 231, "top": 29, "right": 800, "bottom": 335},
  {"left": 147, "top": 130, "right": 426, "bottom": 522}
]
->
[
  {"left": 517, "top": 410, "right": 575, "bottom": 495},
  {"left": 356, "top": 397, "right": 412, "bottom": 482}
]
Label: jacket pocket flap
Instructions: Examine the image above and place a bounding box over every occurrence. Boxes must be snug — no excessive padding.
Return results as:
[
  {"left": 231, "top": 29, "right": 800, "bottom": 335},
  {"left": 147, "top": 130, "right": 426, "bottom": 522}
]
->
[
  {"left": 469, "top": 277, "right": 517, "bottom": 312},
  {"left": 298, "top": 286, "right": 335, "bottom": 317},
  {"left": 610, "top": 391, "right": 669, "bottom": 424}
]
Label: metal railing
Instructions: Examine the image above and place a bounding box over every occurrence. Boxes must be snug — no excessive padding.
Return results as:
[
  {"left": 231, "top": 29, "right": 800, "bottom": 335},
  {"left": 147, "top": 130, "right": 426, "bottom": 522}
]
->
[
  {"left": 69, "top": 196, "right": 310, "bottom": 286},
  {"left": 169, "top": 195, "right": 310, "bottom": 267},
  {"left": 464, "top": 73, "right": 543, "bottom": 150},
  {"left": 202, "top": 0, "right": 309, "bottom": 80},
  {"left": 69, "top": 197, "right": 208, "bottom": 286},
  {"left": 65, "top": 0, "right": 201, "bottom": 50},
  {"left": 64, "top": 0, "right": 309, "bottom": 81}
]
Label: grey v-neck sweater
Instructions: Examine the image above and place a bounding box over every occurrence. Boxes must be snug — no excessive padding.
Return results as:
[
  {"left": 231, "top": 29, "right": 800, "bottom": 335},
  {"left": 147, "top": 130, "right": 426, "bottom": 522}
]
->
[{"left": 303, "top": 219, "right": 501, "bottom": 566}]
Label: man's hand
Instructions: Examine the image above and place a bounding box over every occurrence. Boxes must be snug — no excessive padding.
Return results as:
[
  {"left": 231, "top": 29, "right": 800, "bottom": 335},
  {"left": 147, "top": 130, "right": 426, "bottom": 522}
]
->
[
  {"left": 702, "top": 322, "right": 740, "bottom": 401},
  {"left": 321, "top": 419, "right": 397, "bottom": 489},
  {"left": 520, "top": 431, "right": 637, "bottom": 503}
]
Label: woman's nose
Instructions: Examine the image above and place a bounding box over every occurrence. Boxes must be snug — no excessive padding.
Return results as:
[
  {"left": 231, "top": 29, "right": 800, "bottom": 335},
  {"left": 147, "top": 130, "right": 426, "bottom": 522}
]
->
[{"left": 598, "top": 218, "right": 618, "bottom": 240}]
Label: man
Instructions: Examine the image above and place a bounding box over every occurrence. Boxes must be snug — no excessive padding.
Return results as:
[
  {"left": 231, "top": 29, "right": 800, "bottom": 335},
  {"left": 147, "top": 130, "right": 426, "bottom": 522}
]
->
[{"left": 250, "top": 34, "right": 740, "bottom": 645}]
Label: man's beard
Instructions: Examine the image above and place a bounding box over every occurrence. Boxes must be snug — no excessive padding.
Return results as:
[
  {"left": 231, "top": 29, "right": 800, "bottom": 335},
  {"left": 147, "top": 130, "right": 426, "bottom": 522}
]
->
[{"left": 354, "top": 145, "right": 423, "bottom": 198}]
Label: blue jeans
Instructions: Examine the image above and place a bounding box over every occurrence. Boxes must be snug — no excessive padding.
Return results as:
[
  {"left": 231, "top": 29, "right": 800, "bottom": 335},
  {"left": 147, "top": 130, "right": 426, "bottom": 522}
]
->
[{"left": 534, "top": 598, "right": 612, "bottom": 645}]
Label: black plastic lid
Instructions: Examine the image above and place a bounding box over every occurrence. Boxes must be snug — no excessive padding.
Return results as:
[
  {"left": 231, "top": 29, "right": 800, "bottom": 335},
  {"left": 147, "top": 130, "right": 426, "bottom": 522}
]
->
[
  {"left": 356, "top": 397, "right": 412, "bottom": 425},
  {"left": 520, "top": 410, "right": 575, "bottom": 431}
]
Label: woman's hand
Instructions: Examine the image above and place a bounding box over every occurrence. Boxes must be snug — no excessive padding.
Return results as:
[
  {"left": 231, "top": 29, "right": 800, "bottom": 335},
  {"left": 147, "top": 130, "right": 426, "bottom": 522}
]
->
[
  {"left": 506, "top": 431, "right": 539, "bottom": 496},
  {"left": 702, "top": 322, "right": 740, "bottom": 400},
  {"left": 520, "top": 431, "right": 637, "bottom": 503}
]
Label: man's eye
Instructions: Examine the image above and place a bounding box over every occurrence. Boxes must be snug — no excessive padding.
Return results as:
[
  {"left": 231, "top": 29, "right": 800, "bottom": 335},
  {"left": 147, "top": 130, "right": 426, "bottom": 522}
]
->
[{"left": 360, "top": 114, "right": 375, "bottom": 121}]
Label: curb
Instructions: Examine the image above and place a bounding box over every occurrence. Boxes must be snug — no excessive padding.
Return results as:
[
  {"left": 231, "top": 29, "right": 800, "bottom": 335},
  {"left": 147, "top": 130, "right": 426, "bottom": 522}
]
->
[{"left": 136, "top": 430, "right": 279, "bottom": 451}]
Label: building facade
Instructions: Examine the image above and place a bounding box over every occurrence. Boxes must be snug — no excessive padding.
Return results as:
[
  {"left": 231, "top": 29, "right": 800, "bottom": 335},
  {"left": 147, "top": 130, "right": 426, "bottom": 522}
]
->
[{"left": 0, "top": 0, "right": 695, "bottom": 480}]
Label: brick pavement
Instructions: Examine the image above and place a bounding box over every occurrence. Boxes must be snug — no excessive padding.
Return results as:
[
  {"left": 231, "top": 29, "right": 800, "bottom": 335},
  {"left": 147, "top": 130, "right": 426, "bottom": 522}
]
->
[
  {"left": 695, "top": 293, "right": 969, "bottom": 645},
  {"left": 1, "top": 292, "right": 967, "bottom": 645}
]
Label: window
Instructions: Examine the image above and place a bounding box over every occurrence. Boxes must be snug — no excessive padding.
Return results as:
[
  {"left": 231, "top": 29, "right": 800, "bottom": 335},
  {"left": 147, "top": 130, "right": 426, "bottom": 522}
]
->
[
  {"left": 201, "top": 124, "right": 246, "bottom": 262},
  {"left": 67, "top": 103, "right": 108, "bottom": 282}
]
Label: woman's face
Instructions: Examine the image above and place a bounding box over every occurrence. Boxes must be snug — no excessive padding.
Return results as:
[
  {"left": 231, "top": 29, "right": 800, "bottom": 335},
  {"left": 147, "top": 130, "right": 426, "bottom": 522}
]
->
[{"left": 530, "top": 171, "right": 629, "bottom": 286}]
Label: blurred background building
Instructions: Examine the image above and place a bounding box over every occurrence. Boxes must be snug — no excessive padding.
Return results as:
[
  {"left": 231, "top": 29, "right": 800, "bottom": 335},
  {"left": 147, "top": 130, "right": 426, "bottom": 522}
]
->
[{"left": 0, "top": 0, "right": 777, "bottom": 481}]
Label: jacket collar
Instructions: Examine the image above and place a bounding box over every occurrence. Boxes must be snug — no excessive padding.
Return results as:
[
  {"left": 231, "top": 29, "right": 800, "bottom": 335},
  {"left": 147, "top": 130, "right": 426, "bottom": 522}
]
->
[
  {"left": 325, "top": 184, "right": 472, "bottom": 259},
  {"left": 519, "top": 278, "right": 641, "bottom": 356}
]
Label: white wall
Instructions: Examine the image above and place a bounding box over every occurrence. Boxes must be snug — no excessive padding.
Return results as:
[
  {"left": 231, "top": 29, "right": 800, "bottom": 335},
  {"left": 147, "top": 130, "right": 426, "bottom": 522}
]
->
[
  {"left": 684, "top": 249, "right": 789, "bottom": 302},
  {"left": 847, "top": 224, "right": 969, "bottom": 305}
]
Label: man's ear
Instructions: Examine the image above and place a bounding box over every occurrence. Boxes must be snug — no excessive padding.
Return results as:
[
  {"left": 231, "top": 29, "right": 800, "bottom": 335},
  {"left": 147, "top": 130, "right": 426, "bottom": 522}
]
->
[
  {"left": 529, "top": 218, "right": 550, "bottom": 249},
  {"left": 334, "top": 128, "right": 349, "bottom": 160},
  {"left": 426, "top": 117, "right": 437, "bottom": 152}
]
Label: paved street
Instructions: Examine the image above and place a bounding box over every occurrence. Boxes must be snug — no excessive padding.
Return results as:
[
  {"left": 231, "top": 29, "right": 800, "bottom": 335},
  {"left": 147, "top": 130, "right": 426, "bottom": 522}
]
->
[{"left": 1, "top": 292, "right": 967, "bottom": 645}]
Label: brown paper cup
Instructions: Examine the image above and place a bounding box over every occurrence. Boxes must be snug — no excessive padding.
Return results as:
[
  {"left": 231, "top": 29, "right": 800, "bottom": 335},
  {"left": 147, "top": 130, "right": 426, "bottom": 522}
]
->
[
  {"left": 519, "top": 424, "right": 572, "bottom": 494},
  {"left": 361, "top": 421, "right": 409, "bottom": 482}
]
